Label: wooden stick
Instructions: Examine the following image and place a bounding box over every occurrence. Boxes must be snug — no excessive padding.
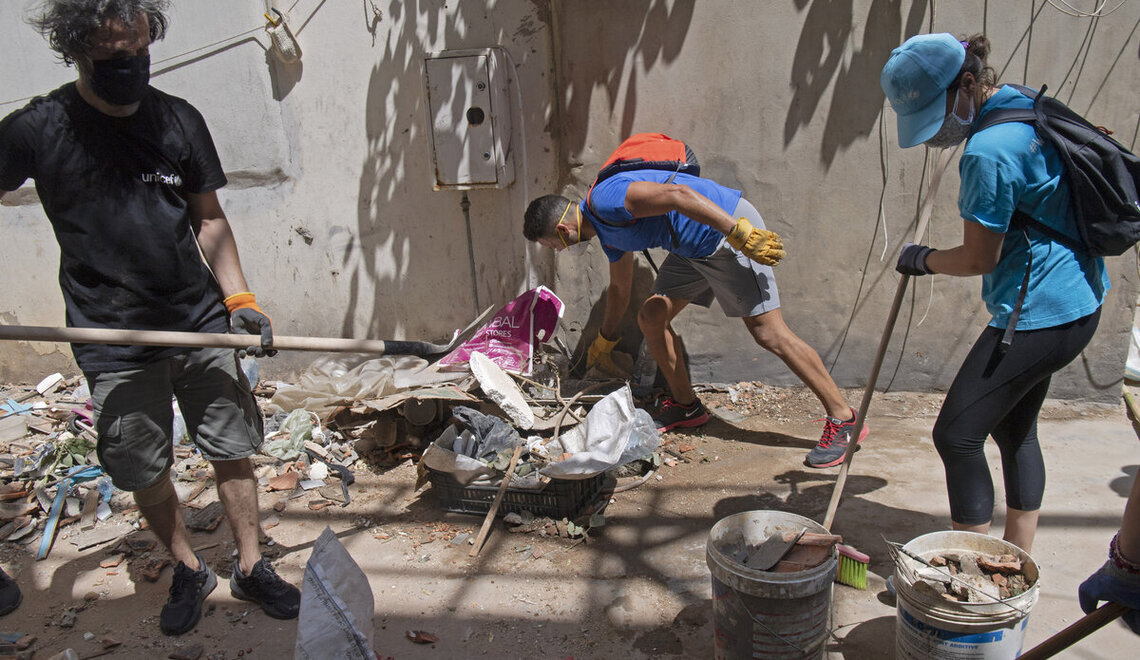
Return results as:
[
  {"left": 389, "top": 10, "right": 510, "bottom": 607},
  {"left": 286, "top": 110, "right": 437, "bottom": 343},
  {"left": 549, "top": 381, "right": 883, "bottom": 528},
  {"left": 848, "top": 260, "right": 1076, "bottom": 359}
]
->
[
  {"left": 823, "top": 148, "right": 953, "bottom": 531},
  {"left": 823, "top": 275, "right": 909, "bottom": 530},
  {"left": 0, "top": 308, "right": 494, "bottom": 356},
  {"left": 468, "top": 444, "right": 525, "bottom": 557},
  {"left": 1018, "top": 602, "right": 1129, "bottom": 659}
]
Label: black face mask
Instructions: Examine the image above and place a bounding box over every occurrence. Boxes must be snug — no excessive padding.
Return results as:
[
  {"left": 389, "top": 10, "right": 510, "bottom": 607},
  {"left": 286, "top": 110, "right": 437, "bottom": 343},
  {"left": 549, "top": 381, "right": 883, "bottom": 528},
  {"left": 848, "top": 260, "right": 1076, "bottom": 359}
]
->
[{"left": 88, "top": 54, "right": 151, "bottom": 105}]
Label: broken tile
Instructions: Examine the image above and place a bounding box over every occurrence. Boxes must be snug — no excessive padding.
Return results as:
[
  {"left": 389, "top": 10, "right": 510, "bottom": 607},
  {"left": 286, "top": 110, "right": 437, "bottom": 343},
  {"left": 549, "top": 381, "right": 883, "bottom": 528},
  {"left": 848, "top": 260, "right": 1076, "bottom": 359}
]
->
[
  {"left": 136, "top": 557, "right": 170, "bottom": 581},
  {"left": 184, "top": 501, "right": 225, "bottom": 531},
  {"left": 469, "top": 352, "right": 534, "bottom": 429},
  {"left": 0, "top": 502, "right": 37, "bottom": 521},
  {"left": 69, "top": 522, "right": 131, "bottom": 551},
  {"left": 267, "top": 471, "right": 299, "bottom": 492},
  {"left": 316, "top": 485, "right": 346, "bottom": 504},
  {"left": 168, "top": 644, "right": 203, "bottom": 660}
]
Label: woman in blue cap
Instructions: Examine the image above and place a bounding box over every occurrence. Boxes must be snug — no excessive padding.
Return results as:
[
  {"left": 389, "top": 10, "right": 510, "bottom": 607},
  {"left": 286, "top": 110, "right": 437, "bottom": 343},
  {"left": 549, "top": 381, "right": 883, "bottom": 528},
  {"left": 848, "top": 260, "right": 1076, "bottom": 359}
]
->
[{"left": 879, "top": 33, "right": 1109, "bottom": 555}]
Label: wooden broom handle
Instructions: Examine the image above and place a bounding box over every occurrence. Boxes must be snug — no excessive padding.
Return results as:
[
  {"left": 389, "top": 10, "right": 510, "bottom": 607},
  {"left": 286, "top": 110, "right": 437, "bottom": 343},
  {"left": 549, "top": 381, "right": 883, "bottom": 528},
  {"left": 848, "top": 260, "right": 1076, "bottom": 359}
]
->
[
  {"left": 0, "top": 324, "right": 445, "bottom": 355},
  {"left": 1019, "top": 602, "right": 1129, "bottom": 659}
]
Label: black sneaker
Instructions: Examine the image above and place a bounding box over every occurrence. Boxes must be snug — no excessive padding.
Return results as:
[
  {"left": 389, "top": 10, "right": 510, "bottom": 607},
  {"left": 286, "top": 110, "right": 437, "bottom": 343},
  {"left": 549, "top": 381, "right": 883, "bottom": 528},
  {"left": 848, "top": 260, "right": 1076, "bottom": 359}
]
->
[
  {"left": 805, "top": 408, "right": 869, "bottom": 468},
  {"left": 230, "top": 558, "right": 300, "bottom": 620},
  {"left": 651, "top": 396, "right": 710, "bottom": 432},
  {"left": 0, "top": 567, "right": 22, "bottom": 616},
  {"left": 160, "top": 554, "right": 216, "bottom": 635}
]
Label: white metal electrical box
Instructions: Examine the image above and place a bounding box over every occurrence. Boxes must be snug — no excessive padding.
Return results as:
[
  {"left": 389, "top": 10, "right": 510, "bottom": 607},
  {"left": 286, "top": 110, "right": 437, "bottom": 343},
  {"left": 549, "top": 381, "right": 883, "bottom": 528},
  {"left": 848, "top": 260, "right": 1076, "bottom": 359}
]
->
[{"left": 423, "top": 47, "right": 515, "bottom": 190}]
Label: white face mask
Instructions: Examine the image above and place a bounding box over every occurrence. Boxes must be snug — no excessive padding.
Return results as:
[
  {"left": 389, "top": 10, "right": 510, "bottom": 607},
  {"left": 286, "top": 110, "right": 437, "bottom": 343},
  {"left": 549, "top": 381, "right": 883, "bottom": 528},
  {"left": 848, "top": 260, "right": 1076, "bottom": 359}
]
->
[
  {"left": 565, "top": 240, "right": 589, "bottom": 256},
  {"left": 925, "top": 87, "right": 976, "bottom": 149}
]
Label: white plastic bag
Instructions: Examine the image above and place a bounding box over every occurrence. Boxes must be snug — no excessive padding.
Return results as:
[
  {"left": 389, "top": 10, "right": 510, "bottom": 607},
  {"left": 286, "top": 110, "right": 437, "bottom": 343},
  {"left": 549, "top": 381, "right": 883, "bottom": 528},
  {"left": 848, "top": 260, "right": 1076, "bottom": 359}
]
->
[{"left": 539, "top": 386, "right": 658, "bottom": 479}]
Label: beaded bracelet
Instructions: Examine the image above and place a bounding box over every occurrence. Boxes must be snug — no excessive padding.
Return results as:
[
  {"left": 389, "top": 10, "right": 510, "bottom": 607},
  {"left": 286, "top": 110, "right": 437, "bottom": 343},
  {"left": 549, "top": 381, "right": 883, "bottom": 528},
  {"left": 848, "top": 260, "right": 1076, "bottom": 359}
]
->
[{"left": 1109, "top": 533, "right": 1140, "bottom": 575}]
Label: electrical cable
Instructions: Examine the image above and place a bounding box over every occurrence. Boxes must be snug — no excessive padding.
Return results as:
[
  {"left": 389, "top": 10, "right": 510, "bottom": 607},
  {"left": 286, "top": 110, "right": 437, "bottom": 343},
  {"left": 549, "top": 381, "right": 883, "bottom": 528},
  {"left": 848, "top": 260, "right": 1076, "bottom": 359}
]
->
[
  {"left": 1, "top": 0, "right": 319, "bottom": 108},
  {"left": 1046, "top": 0, "right": 1128, "bottom": 18},
  {"left": 498, "top": 46, "right": 534, "bottom": 290}
]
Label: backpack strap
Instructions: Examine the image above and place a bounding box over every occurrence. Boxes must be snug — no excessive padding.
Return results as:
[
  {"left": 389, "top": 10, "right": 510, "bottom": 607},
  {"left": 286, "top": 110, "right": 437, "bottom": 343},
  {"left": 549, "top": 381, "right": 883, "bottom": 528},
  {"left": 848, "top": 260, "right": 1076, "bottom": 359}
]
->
[
  {"left": 584, "top": 164, "right": 684, "bottom": 251},
  {"left": 973, "top": 84, "right": 1076, "bottom": 351},
  {"left": 1000, "top": 228, "right": 1033, "bottom": 353},
  {"left": 972, "top": 85, "right": 1086, "bottom": 254}
]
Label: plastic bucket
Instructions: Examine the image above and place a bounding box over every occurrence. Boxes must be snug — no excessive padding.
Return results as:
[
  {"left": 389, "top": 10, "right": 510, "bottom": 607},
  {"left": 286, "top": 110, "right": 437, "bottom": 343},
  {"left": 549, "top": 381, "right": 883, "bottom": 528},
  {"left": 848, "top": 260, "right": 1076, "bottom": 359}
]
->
[
  {"left": 706, "top": 511, "right": 837, "bottom": 659},
  {"left": 894, "top": 531, "right": 1039, "bottom": 659}
]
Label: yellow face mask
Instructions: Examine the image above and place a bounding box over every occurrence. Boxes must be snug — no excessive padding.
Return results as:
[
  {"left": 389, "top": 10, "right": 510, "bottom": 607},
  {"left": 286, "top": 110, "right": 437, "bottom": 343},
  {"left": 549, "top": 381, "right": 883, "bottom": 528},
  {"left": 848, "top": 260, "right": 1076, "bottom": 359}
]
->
[{"left": 557, "top": 201, "right": 586, "bottom": 254}]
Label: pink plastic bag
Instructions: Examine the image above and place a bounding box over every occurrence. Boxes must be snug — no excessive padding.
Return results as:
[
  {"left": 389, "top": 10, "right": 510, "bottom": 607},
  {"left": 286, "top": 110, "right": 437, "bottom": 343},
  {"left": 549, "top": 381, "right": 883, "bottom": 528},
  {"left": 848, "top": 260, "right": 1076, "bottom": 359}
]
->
[{"left": 436, "top": 286, "right": 563, "bottom": 374}]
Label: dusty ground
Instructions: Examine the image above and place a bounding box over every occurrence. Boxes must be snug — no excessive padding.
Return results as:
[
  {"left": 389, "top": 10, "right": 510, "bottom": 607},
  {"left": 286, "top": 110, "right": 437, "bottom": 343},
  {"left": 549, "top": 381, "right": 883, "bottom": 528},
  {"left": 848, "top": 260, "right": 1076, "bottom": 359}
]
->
[{"left": 2, "top": 382, "right": 1137, "bottom": 659}]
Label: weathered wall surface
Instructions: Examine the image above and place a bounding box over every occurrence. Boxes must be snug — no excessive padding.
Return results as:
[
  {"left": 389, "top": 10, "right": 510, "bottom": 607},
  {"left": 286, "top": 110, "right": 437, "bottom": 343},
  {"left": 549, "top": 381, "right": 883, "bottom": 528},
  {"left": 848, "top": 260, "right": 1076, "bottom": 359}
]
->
[
  {"left": 547, "top": 0, "right": 1140, "bottom": 402},
  {"left": 0, "top": 1, "right": 1137, "bottom": 402}
]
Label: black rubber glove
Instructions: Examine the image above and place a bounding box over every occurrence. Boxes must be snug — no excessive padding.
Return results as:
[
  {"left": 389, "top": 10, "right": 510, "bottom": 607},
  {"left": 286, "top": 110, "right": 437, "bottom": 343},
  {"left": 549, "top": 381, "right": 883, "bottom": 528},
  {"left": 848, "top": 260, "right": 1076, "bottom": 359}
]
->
[
  {"left": 224, "top": 292, "right": 277, "bottom": 358},
  {"left": 896, "top": 242, "right": 936, "bottom": 276}
]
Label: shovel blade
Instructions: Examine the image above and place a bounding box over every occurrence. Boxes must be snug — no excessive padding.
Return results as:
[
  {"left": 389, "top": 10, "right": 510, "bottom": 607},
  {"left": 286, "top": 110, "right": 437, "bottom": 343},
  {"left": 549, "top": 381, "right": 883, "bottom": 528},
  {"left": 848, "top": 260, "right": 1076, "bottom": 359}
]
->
[{"left": 743, "top": 527, "right": 807, "bottom": 571}]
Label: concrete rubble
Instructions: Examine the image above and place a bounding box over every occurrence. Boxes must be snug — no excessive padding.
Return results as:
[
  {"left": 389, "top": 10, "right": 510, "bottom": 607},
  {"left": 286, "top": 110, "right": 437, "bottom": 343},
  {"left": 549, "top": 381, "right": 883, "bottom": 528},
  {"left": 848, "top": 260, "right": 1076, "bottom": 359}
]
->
[
  {"left": 0, "top": 344, "right": 672, "bottom": 657},
  {"left": 0, "top": 347, "right": 1135, "bottom": 657}
]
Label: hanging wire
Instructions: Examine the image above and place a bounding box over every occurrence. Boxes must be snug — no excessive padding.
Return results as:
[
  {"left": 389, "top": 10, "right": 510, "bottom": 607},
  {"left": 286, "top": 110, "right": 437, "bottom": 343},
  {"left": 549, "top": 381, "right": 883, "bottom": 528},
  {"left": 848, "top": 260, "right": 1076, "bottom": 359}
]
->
[
  {"left": 0, "top": 0, "right": 314, "bottom": 108},
  {"left": 1046, "top": 0, "right": 1129, "bottom": 18},
  {"left": 878, "top": 111, "right": 891, "bottom": 262}
]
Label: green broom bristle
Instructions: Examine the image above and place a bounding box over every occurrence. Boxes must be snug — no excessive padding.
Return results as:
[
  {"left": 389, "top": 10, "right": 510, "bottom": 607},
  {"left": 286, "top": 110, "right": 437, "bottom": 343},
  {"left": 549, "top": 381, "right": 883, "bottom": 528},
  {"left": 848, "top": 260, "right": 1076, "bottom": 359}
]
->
[{"left": 835, "top": 544, "right": 869, "bottom": 589}]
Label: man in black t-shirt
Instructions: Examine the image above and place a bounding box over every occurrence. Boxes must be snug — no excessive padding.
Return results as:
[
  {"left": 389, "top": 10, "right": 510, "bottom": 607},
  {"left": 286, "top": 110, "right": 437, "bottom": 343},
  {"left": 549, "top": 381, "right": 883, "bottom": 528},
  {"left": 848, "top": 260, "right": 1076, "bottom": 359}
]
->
[{"left": 0, "top": 1, "right": 299, "bottom": 636}]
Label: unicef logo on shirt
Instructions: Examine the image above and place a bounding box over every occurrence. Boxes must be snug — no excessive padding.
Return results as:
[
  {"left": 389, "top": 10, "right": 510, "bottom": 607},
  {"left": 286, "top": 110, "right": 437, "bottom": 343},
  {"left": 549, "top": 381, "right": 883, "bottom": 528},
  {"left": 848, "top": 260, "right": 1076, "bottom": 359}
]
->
[{"left": 141, "top": 170, "right": 183, "bottom": 187}]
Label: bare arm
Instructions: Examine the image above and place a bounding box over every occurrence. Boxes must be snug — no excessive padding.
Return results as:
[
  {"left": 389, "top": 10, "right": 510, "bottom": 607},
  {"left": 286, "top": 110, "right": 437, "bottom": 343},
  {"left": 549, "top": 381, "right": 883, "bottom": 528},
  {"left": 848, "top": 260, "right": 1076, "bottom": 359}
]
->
[
  {"left": 624, "top": 181, "right": 737, "bottom": 234},
  {"left": 925, "top": 220, "right": 1006, "bottom": 276},
  {"left": 600, "top": 253, "right": 634, "bottom": 338},
  {"left": 189, "top": 190, "right": 251, "bottom": 297}
]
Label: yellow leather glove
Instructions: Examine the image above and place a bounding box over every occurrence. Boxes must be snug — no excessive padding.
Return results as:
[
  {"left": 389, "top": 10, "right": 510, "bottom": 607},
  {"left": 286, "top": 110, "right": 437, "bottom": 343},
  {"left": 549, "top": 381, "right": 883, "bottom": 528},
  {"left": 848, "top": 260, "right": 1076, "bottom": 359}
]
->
[
  {"left": 726, "top": 218, "right": 786, "bottom": 266},
  {"left": 587, "top": 333, "right": 620, "bottom": 374}
]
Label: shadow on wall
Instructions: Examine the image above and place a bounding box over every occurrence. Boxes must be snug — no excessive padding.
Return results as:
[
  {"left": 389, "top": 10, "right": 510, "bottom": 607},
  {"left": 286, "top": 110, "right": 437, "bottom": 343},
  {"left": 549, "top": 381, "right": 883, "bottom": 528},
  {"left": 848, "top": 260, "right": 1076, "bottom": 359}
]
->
[
  {"left": 788, "top": 0, "right": 928, "bottom": 166},
  {"left": 556, "top": 0, "right": 697, "bottom": 159},
  {"left": 348, "top": 2, "right": 546, "bottom": 341}
]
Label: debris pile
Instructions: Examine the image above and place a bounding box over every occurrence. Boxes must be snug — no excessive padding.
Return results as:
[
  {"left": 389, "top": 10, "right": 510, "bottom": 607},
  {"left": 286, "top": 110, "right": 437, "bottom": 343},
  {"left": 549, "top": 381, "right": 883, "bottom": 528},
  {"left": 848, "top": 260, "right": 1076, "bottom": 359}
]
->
[{"left": 906, "top": 551, "right": 1034, "bottom": 603}]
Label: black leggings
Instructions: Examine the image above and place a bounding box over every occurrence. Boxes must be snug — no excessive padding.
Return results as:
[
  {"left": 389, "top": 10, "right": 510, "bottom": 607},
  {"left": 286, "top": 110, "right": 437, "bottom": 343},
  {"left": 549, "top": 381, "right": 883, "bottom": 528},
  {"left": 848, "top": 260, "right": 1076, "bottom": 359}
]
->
[{"left": 932, "top": 308, "right": 1100, "bottom": 525}]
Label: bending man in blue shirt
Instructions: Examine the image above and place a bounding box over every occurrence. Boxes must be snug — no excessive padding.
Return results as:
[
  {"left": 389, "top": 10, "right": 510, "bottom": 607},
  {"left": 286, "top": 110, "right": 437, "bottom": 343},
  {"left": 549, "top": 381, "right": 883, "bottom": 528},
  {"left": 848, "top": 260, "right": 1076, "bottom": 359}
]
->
[{"left": 523, "top": 166, "right": 867, "bottom": 468}]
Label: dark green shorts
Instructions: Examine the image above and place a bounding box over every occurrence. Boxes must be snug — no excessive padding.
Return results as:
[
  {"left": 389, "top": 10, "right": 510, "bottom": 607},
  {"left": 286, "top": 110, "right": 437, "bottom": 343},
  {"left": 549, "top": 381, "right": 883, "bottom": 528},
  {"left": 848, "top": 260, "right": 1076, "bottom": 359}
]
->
[{"left": 86, "top": 348, "right": 263, "bottom": 491}]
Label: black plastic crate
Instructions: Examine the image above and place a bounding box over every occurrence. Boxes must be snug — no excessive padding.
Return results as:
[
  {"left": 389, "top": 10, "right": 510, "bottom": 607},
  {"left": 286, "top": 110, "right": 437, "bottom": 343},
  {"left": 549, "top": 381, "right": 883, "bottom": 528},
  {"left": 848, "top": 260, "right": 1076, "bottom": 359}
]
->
[{"left": 428, "top": 468, "right": 607, "bottom": 519}]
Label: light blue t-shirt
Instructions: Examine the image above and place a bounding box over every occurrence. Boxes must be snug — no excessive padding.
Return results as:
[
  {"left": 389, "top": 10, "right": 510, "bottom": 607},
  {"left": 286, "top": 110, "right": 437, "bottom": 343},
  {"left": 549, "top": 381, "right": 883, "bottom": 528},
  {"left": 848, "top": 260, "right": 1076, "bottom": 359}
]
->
[
  {"left": 959, "top": 85, "right": 1109, "bottom": 330},
  {"left": 582, "top": 170, "right": 741, "bottom": 263}
]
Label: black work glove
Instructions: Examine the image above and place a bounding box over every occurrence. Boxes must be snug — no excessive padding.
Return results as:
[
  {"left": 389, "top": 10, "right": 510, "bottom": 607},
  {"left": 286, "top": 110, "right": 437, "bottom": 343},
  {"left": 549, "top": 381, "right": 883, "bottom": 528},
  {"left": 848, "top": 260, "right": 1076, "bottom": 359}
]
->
[
  {"left": 224, "top": 292, "right": 277, "bottom": 357},
  {"left": 896, "top": 242, "right": 936, "bottom": 276}
]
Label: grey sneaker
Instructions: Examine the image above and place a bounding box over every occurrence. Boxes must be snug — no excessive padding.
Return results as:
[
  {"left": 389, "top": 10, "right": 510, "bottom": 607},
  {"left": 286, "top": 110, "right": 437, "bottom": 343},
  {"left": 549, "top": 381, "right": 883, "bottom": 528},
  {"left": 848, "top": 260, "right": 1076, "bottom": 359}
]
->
[
  {"left": 160, "top": 554, "right": 216, "bottom": 635},
  {"left": 805, "top": 408, "right": 869, "bottom": 468},
  {"left": 230, "top": 558, "right": 300, "bottom": 620}
]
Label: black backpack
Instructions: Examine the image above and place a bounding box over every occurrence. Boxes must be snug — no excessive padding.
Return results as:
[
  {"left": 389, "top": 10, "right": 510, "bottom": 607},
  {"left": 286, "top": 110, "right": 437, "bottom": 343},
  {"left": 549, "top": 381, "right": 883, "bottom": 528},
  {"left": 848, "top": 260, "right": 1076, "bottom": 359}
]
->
[
  {"left": 975, "top": 84, "right": 1140, "bottom": 255},
  {"left": 972, "top": 84, "right": 1140, "bottom": 348}
]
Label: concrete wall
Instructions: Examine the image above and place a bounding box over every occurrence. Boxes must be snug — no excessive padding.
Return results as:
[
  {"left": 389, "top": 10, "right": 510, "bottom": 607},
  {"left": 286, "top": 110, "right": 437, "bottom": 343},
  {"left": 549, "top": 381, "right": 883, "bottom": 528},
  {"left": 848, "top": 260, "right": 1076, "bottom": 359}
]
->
[{"left": 1, "top": 0, "right": 1137, "bottom": 402}]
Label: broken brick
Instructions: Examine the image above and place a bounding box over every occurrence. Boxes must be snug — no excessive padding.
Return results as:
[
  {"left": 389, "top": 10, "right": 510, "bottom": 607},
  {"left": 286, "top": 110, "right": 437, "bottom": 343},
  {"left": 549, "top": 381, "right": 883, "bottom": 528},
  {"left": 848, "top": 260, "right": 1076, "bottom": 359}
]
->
[
  {"left": 268, "top": 471, "right": 300, "bottom": 492},
  {"left": 406, "top": 630, "right": 438, "bottom": 644},
  {"left": 977, "top": 555, "right": 1022, "bottom": 574}
]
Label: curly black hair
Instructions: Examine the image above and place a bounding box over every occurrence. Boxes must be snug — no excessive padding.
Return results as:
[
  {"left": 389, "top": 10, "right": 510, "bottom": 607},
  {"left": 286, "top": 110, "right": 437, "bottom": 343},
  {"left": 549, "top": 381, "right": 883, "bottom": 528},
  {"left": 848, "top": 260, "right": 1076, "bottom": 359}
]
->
[{"left": 29, "top": 0, "right": 170, "bottom": 65}]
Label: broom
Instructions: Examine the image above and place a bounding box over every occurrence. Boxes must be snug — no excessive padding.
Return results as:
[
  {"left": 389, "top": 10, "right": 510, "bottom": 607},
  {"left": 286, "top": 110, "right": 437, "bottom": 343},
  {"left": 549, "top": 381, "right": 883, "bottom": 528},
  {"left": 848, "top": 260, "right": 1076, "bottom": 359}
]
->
[{"left": 824, "top": 148, "right": 955, "bottom": 589}]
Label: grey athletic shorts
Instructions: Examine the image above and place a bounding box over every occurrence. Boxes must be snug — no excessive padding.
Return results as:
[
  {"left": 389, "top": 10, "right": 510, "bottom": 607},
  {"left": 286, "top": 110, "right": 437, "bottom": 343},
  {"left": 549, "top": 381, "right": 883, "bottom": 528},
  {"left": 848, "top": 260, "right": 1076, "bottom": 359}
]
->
[
  {"left": 86, "top": 348, "right": 263, "bottom": 491},
  {"left": 652, "top": 197, "right": 781, "bottom": 317}
]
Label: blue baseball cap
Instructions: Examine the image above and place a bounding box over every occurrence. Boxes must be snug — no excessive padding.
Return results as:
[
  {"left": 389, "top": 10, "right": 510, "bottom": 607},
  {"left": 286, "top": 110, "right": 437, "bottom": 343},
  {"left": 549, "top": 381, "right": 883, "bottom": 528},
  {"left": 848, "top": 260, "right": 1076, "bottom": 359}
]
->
[{"left": 880, "top": 33, "right": 966, "bottom": 148}]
